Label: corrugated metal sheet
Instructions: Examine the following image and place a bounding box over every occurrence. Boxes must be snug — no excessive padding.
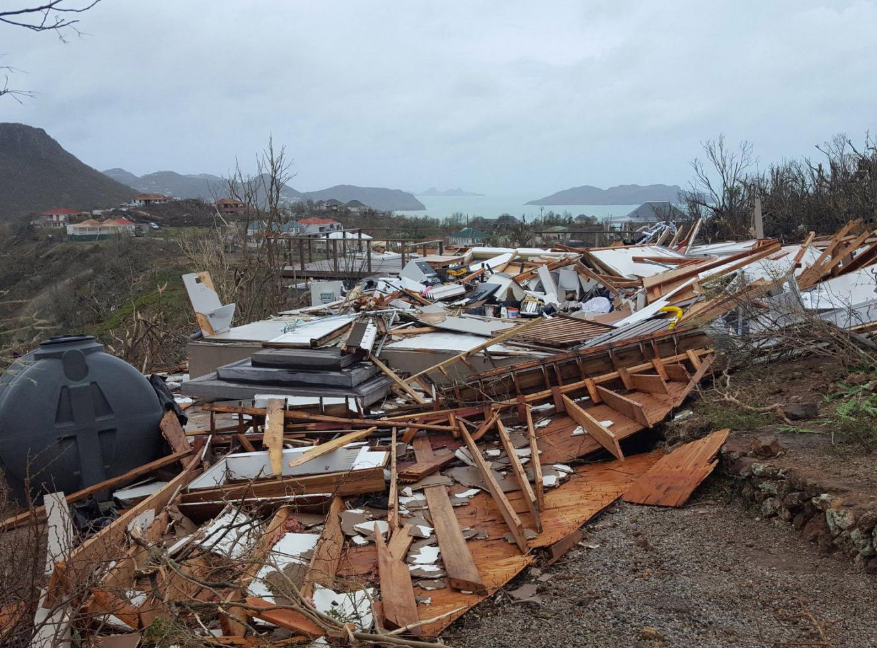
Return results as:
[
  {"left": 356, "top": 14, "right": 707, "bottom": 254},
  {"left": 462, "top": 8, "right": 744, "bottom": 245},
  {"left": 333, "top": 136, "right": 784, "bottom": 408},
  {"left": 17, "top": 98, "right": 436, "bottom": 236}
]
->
[{"left": 511, "top": 315, "right": 613, "bottom": 348}]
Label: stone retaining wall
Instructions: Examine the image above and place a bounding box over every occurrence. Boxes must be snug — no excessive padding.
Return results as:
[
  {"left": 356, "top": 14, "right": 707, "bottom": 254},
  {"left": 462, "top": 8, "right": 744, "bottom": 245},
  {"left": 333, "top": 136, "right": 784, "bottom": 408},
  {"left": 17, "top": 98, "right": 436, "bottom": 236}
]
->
[{"left": 720, "top": 437, "right": 877, "bottom": 573}]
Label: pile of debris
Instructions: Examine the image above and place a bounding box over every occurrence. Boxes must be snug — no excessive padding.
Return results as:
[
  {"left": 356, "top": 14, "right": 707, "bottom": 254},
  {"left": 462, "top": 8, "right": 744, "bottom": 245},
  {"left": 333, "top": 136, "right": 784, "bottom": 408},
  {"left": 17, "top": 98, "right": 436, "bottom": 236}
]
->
[{"left": 4, "top": 220, "right": 877, "bottom": 647}]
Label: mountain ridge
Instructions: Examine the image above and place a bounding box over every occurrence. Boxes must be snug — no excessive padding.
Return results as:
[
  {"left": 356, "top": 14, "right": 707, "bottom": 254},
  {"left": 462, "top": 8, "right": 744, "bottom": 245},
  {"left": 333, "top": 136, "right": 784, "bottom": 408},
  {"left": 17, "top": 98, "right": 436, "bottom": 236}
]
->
[
  {"left": 105, "top": 169, "right": 425, "bottom": 211},
  {"left": 0, "top": 123, "right": 136, "bottom": 217},
  {"left": 527, "top": 183, "right": 682, "bottom": 206}
]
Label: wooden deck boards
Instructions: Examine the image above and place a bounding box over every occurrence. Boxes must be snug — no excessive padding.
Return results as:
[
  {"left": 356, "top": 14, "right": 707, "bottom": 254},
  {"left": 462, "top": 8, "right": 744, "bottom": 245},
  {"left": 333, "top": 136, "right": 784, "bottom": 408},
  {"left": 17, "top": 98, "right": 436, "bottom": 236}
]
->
[
  {"left": 337, "top": 451, "right": 660, "bottom": 636},
  {"left": 622, "top": 429, "right": 730, "bottom": 507}
]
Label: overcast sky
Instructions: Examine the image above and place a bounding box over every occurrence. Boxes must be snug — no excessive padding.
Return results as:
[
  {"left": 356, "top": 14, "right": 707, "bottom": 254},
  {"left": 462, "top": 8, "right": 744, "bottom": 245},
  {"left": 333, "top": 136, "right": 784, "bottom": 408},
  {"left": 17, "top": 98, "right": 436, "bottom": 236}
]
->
[{"left": 2, "top": 0, "right": 876, "bottom": 195}]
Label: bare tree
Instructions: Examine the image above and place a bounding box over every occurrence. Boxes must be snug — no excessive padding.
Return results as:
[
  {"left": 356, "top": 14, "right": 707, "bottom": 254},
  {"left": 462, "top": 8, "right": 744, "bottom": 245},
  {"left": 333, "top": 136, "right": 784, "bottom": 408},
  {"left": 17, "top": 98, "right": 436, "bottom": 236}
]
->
[
  {"left": 683, "top": 135, "right": 756, "bottom": 240},
  {"left": 0, "top": 1, "right": 101, "bottom": 100}
]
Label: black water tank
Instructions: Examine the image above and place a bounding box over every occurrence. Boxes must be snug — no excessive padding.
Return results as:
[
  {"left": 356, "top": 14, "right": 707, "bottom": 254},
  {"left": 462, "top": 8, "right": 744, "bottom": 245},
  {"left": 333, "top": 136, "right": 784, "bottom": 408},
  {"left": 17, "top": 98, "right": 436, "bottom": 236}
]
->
[{"left": 0, "top": 335, "right": 165, "bottom": 503}]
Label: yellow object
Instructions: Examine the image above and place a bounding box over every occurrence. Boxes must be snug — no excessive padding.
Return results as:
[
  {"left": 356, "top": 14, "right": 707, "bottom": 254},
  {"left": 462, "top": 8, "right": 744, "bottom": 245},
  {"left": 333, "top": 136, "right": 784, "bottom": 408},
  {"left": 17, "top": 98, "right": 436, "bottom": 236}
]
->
[{"left": 659, "top": 305, "right": 684, "bottom": 329}]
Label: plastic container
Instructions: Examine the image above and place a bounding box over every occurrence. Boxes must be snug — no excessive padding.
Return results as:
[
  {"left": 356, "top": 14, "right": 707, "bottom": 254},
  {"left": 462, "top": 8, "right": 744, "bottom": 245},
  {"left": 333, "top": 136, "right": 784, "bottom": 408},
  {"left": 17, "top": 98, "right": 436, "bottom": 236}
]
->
[{"left": 0, "top": 335, "right": 164, "bottom": 503}]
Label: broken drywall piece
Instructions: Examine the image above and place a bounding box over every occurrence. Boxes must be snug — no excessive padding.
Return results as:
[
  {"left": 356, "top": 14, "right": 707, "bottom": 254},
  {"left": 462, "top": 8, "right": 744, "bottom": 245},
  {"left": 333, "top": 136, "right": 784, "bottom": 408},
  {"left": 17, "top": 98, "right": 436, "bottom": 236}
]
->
[
  {"left": 182, "top": 272, "right": 236, "bottom": 334},
  {"left": 312, "top": 584, "right": 375, "bottom": 630},
  {"left": 571, "top": 425, "right": 585, "bottom": 436},
  {"left": 408, "top": 545, "right": 441, "bottom": 565},
  {"left": 415, "top": 578, "right": 447, "bottom": 591},
  {"left": 454, "top": 447, "right": 476, "bottom": 466},
  {"left": 508, "top": 583, "right": 543, "bottom": 604},
  {"left": 247, "top": 532, "right": 321, "bottom": 599},
  {"left": 198, "top": 508, "right": 261, "bottom": 560},
  {"left": 354, "top": 519, "right": 389, "bottom": 539}
]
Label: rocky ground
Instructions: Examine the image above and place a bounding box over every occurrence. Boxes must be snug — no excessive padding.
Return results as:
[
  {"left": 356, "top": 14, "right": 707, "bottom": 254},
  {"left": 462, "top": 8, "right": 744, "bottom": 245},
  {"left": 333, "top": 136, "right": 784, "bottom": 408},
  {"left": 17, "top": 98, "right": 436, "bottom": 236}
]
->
[{"left": 445, "top": 479, "right": 877, "bottom": 648}]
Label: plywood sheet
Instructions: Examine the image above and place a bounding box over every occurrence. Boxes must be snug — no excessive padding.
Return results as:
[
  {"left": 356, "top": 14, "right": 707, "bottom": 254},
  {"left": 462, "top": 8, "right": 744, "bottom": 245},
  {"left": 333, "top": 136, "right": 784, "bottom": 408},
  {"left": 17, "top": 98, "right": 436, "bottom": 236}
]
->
[
  {"left": 622, "top": 429, "right": 729, "bottom": 507},
  {"left": 337, "top": 451, "right": 660, "bottom": 636}
]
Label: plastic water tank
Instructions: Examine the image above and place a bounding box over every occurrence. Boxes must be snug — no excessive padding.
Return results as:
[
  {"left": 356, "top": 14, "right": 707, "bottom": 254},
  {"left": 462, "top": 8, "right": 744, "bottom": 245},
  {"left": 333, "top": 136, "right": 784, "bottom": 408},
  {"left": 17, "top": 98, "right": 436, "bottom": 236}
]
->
[{"left": 0, "top": 335, "right": 165, "bottom": 503}]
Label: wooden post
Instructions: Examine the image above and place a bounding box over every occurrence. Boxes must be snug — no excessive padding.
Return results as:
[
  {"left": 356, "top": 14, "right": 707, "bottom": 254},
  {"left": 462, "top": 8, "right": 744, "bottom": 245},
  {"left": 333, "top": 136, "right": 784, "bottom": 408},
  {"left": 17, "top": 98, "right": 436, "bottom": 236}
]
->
[{"left": 332, "top": 238, "right": 339, "bottom": 273}]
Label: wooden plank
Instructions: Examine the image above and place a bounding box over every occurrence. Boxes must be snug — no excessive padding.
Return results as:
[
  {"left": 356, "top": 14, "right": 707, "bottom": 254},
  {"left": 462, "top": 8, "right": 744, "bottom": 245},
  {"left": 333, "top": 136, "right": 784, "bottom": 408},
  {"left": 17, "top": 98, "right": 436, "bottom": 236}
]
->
[
  {"left": 546, "top": 528, "right": 583, "bottom": 565},
  {"left": 674, "top": 353, "right": 714, "bottom": 407},
  {"left": 264, "top": 398, "right": 286, "bottom": 476},
  {"left": 424, "top": 486, "right": 486, "bottom": 593},
  {"left": 496, "top": 420, "right": 541, "bottom": 531},
  {"left": 562, "top": 395, "right": 624, "bottom": 461},
  {"left": 159, "top": 410, "right": 193, "bottom": 454},
  {"left": 595, "top": 386, "right": 651, "bottom": 428},
  {"left": 244, "top": 597, "right": 324, "bottom": 637},
  {"left": 300, "top": 497, "right": 345, "bottom": 599},
  {"left": 459, "top": 424, "right": 529, "bottom": 553},
  {"left": 616, "top": 367, "right": 634, "bottom": 390},
  {"left": 685, "top": 349, "right": 702, "bottom": 370},
  {"left": 584, "top": 377, "right": 601, "bottom": 403},
  {"left": 623, "top": 429, "right": 730, "bottom": 507},
  {"left": 286, "top": 427, "right": 376, "bottom": 470},
  {"left": 387, "top": 524, "right": 414, "bottom": 561},
  {"left": 375, "top": 522, "right": 420, "bottom": 633},
  {"left": 388, "top": 427, "right": 399, "bottom": 532},
  {"left": 0, "top": 450, "right": 193, "bottom": 531},
  {"left": 470, "top": 411, "right": 499, "bottom": 442},
  {"left": 235, "top": 434, "right": 257, "bottom": 452},
  {"left": 629, "top": 372, "right": 669, "bottom": 395},
  {"left": 397, "top": 451, "right": 455, "bottom": 482},
  {"left": 663, "top": 363, "right": 690, "bottom": 382},
  {"left": 372, "top": 355, "right": 427, "bottom": 405},
  {"left": 203, "top": 403, "right": 457, "bottom": 434},
  {"left": 524, "top": 405, "right": 544, "bottom": 511},
  {"left": 651, "top": 357, "right": 669, "bottom": 381}
]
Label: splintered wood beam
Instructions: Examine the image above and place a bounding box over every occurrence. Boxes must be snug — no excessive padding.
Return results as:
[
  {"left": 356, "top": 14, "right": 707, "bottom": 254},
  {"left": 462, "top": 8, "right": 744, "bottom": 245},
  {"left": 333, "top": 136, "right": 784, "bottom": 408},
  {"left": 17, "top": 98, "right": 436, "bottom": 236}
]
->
[
  {"left": 287, "top": 427, "right": 377, "bottom": 470},
  {"left": 496, "top": 419, "right": 541, "bottom": 532},
  {"left": 459, "top": 424, "right": 529, "bottom": 553},
  {"left": 372, "top": 356, "right": 427, "bottom": 405},
  {"left": 423, "top": 485, "right": 486, "bottom": 593},
  {"left": 470, "top": 412, "right": 499, "bottom": 442},
  {"left": 388, "top": 428, "right": 399, "bottom": 532},
  {"left": 300, "top": 497, "right": 345, "bottom": 599},
  {"left": 245, "top": 597, "right": 325, "bottom": 637},
  {"left": 595, "top": 386, "right": 651, "bottom": 428},
  {"left": 375, "top": 523, "right": 421, "bottom": 633},
  {"left": 562, "top": 395, "right": 624, "bottom": 461},
  {"left": 629, "top": 372, "right": 669, "bottom": 395},
  {"left": 160, "top": 410, "right": 193, "bottom": 454},
  {"left": 387, "top": 524, "right": 415, "bottom": 561},
  {"left": 524, "top": 405, "right": 544, "bottom": 511},
  {"left": 264, "top": 398, "right": 286, "bottom": 476}
]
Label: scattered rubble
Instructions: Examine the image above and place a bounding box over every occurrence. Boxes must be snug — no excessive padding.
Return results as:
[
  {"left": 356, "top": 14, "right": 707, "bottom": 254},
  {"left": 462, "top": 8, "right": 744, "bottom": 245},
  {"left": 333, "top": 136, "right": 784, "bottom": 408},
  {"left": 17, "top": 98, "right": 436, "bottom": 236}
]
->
[{"left": 4, "top": 223, "right": 877, "bottom": 646}]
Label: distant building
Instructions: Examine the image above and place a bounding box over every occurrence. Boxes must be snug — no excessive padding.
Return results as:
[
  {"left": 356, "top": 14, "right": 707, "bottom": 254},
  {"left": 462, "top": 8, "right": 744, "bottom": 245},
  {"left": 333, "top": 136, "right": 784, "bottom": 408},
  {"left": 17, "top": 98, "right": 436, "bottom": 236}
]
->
[
  {"left": 624, "top": 201, "right": 687, "bottom": 224},
  {"left": 66, "top": 218, "right": 136, "bottom": 240},
  {"left": 247, "top": 220, "right": 303, "bottom": 239},
  {"left": 132, "top": 193, "right": 170, "bottom": 206},
  {"left": 215, "top": 198, "right": 246, "bottom": 214},
  {"left": 345, "top": 199, "right": 367, "bottom": 213},
  {"left": 323, "top": 199, "right": 343, "bottom": 212},
  {"left": 32, "top": 208, "right": 84, "bottom": 229},
  {"left": 541, "top": 225, "right": 570, "bottom": 243},
  {"left": 298, "top": 217, "right": 343, "bottom": 235},
  {"left": 448, "top": 227, "right": 489, "bottom": 247}
]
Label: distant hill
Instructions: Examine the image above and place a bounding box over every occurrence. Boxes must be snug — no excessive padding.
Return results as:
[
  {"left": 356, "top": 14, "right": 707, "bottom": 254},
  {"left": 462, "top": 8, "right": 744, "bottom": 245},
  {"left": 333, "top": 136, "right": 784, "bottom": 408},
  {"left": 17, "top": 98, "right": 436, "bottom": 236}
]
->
[
  {"left": 527, "top": 184, "right": 682, "bottom": 206},
  {"left": 0, "top": 123, "right": 136, "bottom": 217},
  {"left": 105, "top": 169, "right": 423, "bottom": 212},
  {"left": 417, "top": 187, "right": 483, "bottom": 197},
  {"left": 302, "top": 185, "right": 424, "bottom": 211}
]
